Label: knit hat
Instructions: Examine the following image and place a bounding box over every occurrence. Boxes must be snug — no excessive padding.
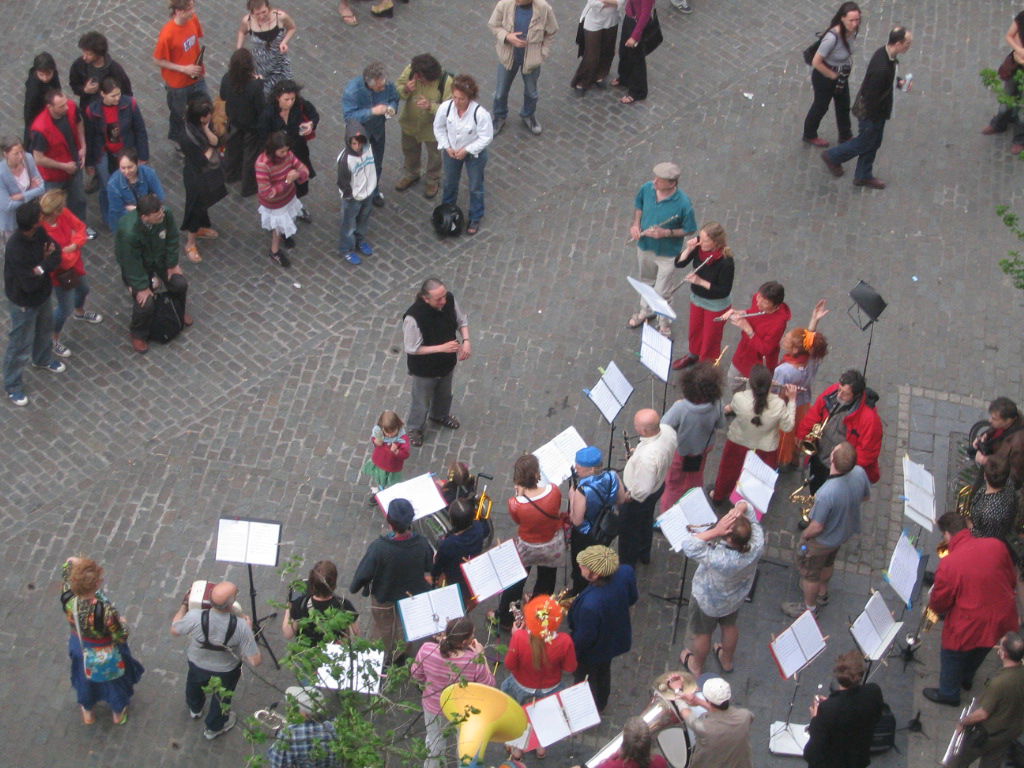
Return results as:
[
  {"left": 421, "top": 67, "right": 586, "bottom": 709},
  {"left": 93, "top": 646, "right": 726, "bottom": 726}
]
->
[
  {"left": 576, "top": 545, "right": 619, "bottom": 577},
  {"left": 387, "top": 498, "right": 415, "bottom": 528},
  {"left": 652, "top": 162, "right": 681, "bottom": 181},
  {"left": 523, "top": 594, "right": 565, "bottom": 642},
  {"left": 575, "top": 446, "right": 602, "bottom": 468},
  {"left": 702, "top": 677, "right": 731, "bottom": 706}
]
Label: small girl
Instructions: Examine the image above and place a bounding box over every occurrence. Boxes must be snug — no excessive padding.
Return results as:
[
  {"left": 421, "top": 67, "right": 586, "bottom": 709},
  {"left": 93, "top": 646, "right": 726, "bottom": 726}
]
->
[
  {"left": 363, "top": 410, "right": 411, "bottom": 493},
  {"left": 773, "top": 299, "right": 830, "bottom": 467},
  {"left": 255, "top": 130, "right": 309, "bottom": 268}
]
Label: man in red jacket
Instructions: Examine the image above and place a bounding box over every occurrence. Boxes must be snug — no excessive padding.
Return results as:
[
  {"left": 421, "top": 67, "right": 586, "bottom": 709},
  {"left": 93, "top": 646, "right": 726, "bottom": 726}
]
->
[
  {"left": 722, "top": 280, "right": 790, "bottom": 392},
  {"left": 924, "top": 512, "right": 1019, "bottom": 706},
  {"left": 796, "top": 369, "right": 882, "bottom": 493},
  {"left": 30, "top": 90, "right": 89, "bottom": 233}
]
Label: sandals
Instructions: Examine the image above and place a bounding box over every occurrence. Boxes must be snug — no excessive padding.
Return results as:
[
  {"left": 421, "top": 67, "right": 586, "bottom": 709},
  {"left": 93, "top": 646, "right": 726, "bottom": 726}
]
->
[
  {"left": 679, "top": 648, "right": 697, "bottom": 675},
  {"left": 713, "top": 644, "right": 734, "bottom": 673},
  {"left": 628, "top": 311, "right": 653, "bottom": 329},
  {"left": 466, "top": 222, "right": 480, "bottom": 235},
  {"left": 339, "top": 8, "right": 358, "bottom": 24},
  {"left": 113, "top": 708, "right": 129, "bottom": 725},
  {"left": 185, "top": 245, "right": 202, "bottom": 263},
  {"left": 620, "top": 95, "right": 637, "bottom": 104},
  {"left": 408, "top": 429, "right": 423, "bottom": 447},
  {"left": 429, "top": 415, "right": 460, "bottom": 430}
]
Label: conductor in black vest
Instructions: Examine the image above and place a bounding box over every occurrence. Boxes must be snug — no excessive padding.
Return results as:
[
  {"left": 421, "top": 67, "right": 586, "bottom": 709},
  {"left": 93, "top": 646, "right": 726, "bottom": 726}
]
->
[{"left": 402, "top": 277, "right": 471, "bottom": 447}]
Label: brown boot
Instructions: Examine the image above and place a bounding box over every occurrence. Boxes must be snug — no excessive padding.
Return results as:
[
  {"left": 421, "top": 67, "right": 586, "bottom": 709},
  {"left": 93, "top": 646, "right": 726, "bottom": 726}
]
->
[
  {"left": 424, "top": 180, "right": 439, "bottom": 198},
  {"left": 131, "top": 336, "right": 149, "bottom": 354},
  {"left": 394, "top": 175, "right": 419, "bottom": 191}
]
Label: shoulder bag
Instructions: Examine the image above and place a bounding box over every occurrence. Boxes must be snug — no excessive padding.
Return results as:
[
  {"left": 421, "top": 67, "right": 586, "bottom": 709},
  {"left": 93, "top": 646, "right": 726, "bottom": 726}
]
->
[
  {"left": 72, "top": 597, "right": 125, "bottom": 682},
  {"left": 641, "top": 9, "right": 663, "bottom": 56}
]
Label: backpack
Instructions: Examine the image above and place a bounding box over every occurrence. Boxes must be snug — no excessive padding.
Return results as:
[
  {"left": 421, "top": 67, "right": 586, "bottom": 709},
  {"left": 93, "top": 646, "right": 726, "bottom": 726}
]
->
[
  {"left": 148, "top": 291, "right": 186, "bottom": 343},
  {"left": 587, "top": 474, "right": 620, "bottom": 546},
  {"left": 432, "top": 203, "right": 465, "bottom": 238},
  {"left": 802, "top": 32, "right": 825, "bottom": 65}
]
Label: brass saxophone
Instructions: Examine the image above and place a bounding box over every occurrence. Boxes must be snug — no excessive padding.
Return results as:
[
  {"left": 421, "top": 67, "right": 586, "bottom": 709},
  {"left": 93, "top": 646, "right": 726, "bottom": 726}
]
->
[
  {"left": 954, "top": 484, "right": 974, "bottom": 526},
  {"left": 790, "top": 484, "right": 815, "bottom": 526},
  {"left": 799, "top": 413, "right": 831, "bottom": 456}
]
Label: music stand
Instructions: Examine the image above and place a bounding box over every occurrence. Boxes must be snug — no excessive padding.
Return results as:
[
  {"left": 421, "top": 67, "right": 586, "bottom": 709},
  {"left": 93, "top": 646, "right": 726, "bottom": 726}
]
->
[
  {"left": 847, "top": 281, "right": 886, "bottom": 378},
  {"left": 768, "top": 611, "right": 828, "bottom": 756},
  {"left": 639, "top": 323, "right": 673, "bottom": 412},
  {"left": 215, "top": 517, "right": 283, "bottom": 668},
  {"left": 584, "top": 361, "right": 634, "bottom": 471}
]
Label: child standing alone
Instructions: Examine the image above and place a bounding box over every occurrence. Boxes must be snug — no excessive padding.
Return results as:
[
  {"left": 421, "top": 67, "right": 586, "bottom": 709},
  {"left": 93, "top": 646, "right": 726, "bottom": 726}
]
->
[{"left": 363, "top": 410, "right": 411, "bottom": 494}]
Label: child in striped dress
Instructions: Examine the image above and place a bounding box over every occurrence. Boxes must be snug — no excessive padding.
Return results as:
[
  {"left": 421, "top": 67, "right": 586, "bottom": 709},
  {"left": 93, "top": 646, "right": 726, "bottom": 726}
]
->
[{"left": 255, "top": 130, "right": 308, "bottom": 268}]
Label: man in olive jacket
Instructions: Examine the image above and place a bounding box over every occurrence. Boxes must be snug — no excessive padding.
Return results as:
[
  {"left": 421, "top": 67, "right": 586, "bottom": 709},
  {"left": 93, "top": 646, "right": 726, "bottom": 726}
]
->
[{"left": 114, "top": 193, "right": 190, "bottom": 354}]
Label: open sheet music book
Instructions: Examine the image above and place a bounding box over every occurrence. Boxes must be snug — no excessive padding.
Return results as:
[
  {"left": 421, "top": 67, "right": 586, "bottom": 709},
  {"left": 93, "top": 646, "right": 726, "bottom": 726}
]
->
[
  {"left": 657, "top": 489, "right": 718, "bottom": 552},
  {"left": 626, "top": 276, "right": 677, "bottom": 320},
  {"left": 586, "top": 361, "right": 634, "bottom": 424},
  {"left": 533, "top": 426, "right": 587, "bottom": 486},
  {"left": 525, "top": 681, "right": 602, "bottom": 747},
  {"left": 769, "top": 609, "right": 827, "bottom": 679},
  {"left": 732, "top": 451, "right": 777, "bottom": 519},
  {"left": 315, "top": 645, "right": 385, "bottom": 694},
  {"left": 884, "top": 531, "right": 921, "bottom": 607},
  {"left": 850, "top": 592, "right": 904, "bottom": 660},
  {"left": 397, "top": 584, "right": 465, "bottom": 642},
  {"left": 461, "top": 539, "right": 528, "bottom": 602},
  {"left": 215, "top": 518, "right": 282, "bottom": 567},
  {"left": 902, "top": 454, "right": 936, "bottom": 532},
  {"left": 375, "top": 473, "right": 447, "bottom": 521},
  {"left": 640, "top": 323, "right": 673, "bottom": 383}
]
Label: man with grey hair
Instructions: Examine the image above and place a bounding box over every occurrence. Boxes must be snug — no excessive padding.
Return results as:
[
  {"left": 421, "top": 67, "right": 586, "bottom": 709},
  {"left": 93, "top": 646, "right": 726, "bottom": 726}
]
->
[
  {"left": 401, "top": 278, "right": 471, "bottom": 447},
  {"left": 342, "top": 62, "right": 399, "bottom": 208},
  {"left": 171, "top": 580, "right": 262, "bottom": 740},
  {"left": 627, "top": 162, "right": 697, "bottom": 337}
]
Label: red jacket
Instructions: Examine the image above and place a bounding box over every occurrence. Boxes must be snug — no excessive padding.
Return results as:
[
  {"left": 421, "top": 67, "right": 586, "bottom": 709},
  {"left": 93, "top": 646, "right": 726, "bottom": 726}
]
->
[
  {"left": 369, "top": 434, "right": 411, "bottom": 473},
  {"left": 930, "top": 529, "right": 1017, "bottom": 651},
  {"left": 30, "top": 102, "right": 82, "bottom": 183},
  {"left": 797, "top": 383, "right": 883, "bottom": 483},
  {"left": 730, "top": 294, "right": 791, "bottom": 376},
  {"left": 42, "top": 209, "right": 88, "bottom": 285}
]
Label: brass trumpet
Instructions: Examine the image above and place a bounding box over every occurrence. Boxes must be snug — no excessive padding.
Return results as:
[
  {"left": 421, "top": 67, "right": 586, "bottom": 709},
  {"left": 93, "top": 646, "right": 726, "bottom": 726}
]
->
[
  {"left": 799, "top": 413, "right": 831, "bottom": 457},
  {"left": 790, "top": 484, "right": 815, "bottom": 526}
]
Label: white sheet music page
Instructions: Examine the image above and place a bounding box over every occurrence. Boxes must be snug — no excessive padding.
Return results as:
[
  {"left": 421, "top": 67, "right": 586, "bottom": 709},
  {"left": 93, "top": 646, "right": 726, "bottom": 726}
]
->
[
  {"left": 526, "top": 694, "right": 572, "bottom": 747},
  {"left": 790, "top": 610, "right": 826, "bottom": 663},
  {"left": 626, "top": 276, "right": 677, "bottom": 320},
  {"left": 375, "top": 473, "right": 447, "bottom": 521},
  {"left": 603, "top": 361, "right": 634, "bottom": 406},
  {"left": 864, "top": 591, "right": 894, "bottom": 635},
  {"left": 657, "top": 489, "right": 718, "bottom": 551},
  {"left": 489, "top": 539, "right": 527, "bottom": 589},
  {"left": 640, "top": 323, "right": 673, "bottom": 382},
  {"left": 587, "top": 379, "right": 623, "bottom": 423},
  {"left": 770, "top": 627, "right": 805, "bottom": 679},
  {"left": 534, "top": 426, "right": 586, "bottom": 485},
  {"left": 850, "top": 613, "right": 882, "bottom": 658},
  {"left": 215, "top": 519, "right": 249, "bottom": 563},
  {"left": 902, "top": 455, "right": 936, "bottom": 531},
  {"left": 461, "top": 553, "right": 503, "bottom": 602},
  {"left": 397, "top": 592, "right": 441, "bottom": 642},
  {"left": 559, "top": 682, "right": 602, "bottom": 732},
  {"left": 736, "top": 451, "right": 777, "bottom": 514},
  {"left": 244, "top": 521, "right": 282, "bottom": 567},
  {"left": 656, "top": 505, "right": 689, "bottom": 552},
  {"left": 884, "top": 532, "right": 920, "bottom": 607}
]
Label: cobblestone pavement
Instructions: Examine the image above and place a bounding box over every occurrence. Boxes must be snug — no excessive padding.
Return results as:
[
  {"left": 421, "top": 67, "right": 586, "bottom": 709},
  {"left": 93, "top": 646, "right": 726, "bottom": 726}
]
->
[{"left": 1, "top": 0, "right": 1022, "bottom": 765}]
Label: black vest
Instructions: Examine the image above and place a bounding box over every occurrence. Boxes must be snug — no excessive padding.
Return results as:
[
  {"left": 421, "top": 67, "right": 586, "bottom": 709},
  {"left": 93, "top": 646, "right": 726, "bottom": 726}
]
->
[{"left": 404, "top": 294, "right": 459, "bottom": 378}]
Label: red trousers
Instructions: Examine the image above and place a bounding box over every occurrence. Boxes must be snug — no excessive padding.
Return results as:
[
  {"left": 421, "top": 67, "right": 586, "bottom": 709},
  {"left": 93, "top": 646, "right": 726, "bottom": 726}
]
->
[
  {"left": 661, "top": 449, "right": 709, "bottom": 512},
  {"left": 712, "top": 439, "right": 778, "bottom": 503},
  {"left": 689, "top": 303, "right": 729, "bottom": 361}
]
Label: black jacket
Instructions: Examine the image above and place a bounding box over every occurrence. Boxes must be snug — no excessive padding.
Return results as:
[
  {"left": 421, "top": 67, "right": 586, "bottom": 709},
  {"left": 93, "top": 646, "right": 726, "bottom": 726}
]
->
[
  {"left": 4, "top": 227, "right": 61, "bottom": 307},
  {"left": 219, "top": 73, "right": 265, "bottom": 131},
  {"left": 68, "top": 56, "right": 133, "bottom": 113},
  {"left": 856, "top": 46, "right": 898, "bottom": 122},
  {"left": 804, "top": 682, "right": 883, "bottom": 768}
]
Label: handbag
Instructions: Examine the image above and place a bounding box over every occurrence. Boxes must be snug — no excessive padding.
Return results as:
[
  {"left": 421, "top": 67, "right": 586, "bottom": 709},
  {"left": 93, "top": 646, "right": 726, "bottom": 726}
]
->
[
  {"left": 575, "top": 19, "right": 586, "bottom": 59},
  {"left": 999, "top": 51, "right": 1020, "bottom": 81},
  {"left": 587, "top": 479, "right": 620, "bottom": 546},
  {"left": 199, "top": 161, "right": 228, "bottom": 208},
  {"left": 803, "top": 33, "right": 824, "bottom": 66},
  {"left": 55, "top": 269, "right": 82, "bottom": 290},
  {"left": 851, "top": 92, "right": 867, "bottom": 120},
  {"left": 640, "top": 9, "right": 663, "bottom": 55},
  {"left": 73, "top": 597, "right": 125, "bottom": 682}
]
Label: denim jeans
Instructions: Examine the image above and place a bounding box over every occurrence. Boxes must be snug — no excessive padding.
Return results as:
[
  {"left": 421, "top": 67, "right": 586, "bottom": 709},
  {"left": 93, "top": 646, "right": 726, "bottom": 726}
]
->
[
  {"left": 44, "top": 170, "right": 87, "bottom": 225},
  {"left": 338, "top": 197, "right": 374, "bottom": 255},
  {"left": 441, "top": 150, "right": 487, "bottom": 224},
  {"left": 938, "top": 646, "right": 992, "bottom": 701},
  {"left": 4, "top": 298, "right": 54, "bottom": 393},
  {"left": 492, "top": 61, "right": 540, "bottom": 121},
  {"left": 826, "top": 117, "right": 887, "bottom": 181},
  {"left": 500, "top": 674, "right": 564, "bottom": 704},
  {"left": 165, "top": 79, "right": 210, "bottom": 144},
  {"left": 185, "top": 660, "right": 241, "bottom": 732},
  {"left": 93, "top": 154, "right": 115, "bottom": 229},
  {"left": 990, "top": 74, "right": 1024, "bottom": 143},
  {"left": 53, "top": 277, "right": 90, "bottom": 334}
]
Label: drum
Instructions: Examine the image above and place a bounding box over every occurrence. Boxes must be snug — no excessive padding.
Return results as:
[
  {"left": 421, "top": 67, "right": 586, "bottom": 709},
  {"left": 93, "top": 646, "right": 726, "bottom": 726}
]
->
[{"left": 657, "top": 727, "right": 691, "bottom": 768}]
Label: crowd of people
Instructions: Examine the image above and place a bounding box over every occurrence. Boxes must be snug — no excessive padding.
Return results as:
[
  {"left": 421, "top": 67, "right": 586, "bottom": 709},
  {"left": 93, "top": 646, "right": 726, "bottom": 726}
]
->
[{"left": 27, "top": 1, "right": 1024, "bottom": 767}]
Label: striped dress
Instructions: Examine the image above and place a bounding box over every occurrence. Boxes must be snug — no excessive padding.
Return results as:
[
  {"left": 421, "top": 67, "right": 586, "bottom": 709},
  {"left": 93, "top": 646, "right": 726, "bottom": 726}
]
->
[{"left": 246, "top": 11, "right": 293, "bottom": 97}]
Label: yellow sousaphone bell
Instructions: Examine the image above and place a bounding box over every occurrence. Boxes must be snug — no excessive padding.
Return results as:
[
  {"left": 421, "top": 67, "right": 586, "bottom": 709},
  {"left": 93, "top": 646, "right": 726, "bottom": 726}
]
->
[{"left": 439, "top": 682, "right": 528, "bottom": 766}]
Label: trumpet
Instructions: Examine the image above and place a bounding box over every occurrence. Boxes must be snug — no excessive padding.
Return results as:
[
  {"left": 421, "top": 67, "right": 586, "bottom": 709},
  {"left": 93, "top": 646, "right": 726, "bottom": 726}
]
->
[
  {"left": 790, "top": 484, "right": 815, "bottom": 526},
  {"left": 954, "top": 484, "right": 974, "bottom": 526},
  {"left": 474, "top": 475, "right": 494, "bottom": 523},
  {"left": 799, "top": 413, "right": 831, "bottom": 456}
]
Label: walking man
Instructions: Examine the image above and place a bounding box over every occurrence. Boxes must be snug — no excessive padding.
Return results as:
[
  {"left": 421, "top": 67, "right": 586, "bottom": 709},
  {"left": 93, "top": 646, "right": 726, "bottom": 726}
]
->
[
  {"left": 488, "top": 0, "right": 559, "bottom": 136},
  {"left": 821, "top": 26, "right": 913, "bottom": 189}
]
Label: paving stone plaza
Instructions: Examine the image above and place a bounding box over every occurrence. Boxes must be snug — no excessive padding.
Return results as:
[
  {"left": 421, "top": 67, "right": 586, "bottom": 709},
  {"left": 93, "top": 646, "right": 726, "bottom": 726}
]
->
[{"left": 2, "top": 0, "right": 1023, "bottom": 765}]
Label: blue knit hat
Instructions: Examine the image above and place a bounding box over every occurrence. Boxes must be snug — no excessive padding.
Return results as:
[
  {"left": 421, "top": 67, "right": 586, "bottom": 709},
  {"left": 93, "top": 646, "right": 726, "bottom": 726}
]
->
[
  {"left": 575, "top": 446, "right": 602, "bottom": 468},
  {"left": 387, "top": 498, "right": 415, "bottom": 528}
]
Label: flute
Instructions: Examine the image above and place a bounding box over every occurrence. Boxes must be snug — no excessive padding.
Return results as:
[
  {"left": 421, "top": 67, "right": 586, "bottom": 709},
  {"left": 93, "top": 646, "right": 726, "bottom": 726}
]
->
[
  {"left": 713, "top": 311, "right": 767, "bottom": 322},
  {"left": 664, "top": 250, "right": 721, "bottom": 298},
  {"left": 734, "top": 377, "right": 809, "bottom": 392},
  {"left": 628, "top": 214, "right": 682, "bottom": 242}
]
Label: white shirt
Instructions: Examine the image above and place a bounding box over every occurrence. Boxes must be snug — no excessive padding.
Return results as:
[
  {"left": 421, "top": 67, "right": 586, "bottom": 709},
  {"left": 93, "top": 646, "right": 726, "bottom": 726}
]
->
[
  {"left": 433, "top": 99, "right": 494, "bottom": 157},
  {"left": 623, "top": 425, "right": 677, "bottom": 501}
]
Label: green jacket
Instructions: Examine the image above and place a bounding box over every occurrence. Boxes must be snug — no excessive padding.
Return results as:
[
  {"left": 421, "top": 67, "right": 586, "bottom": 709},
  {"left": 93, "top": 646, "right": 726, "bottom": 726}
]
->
[
  {"left": 396, "top": 66, "right": 453, "bottom": 143},
  {"left": 115, "top": 209, "right": 180, "bottom": 291}
]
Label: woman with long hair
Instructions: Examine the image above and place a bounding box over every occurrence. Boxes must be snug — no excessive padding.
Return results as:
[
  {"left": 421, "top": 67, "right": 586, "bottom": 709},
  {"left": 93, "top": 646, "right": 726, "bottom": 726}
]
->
[
  {"left": 258, "top": 79, "right": 318, "bottom": 221},
  {"left": 710, "top": 364, "right": 797, "bottom": 503},
  {"left": 672, "top": 221, "right": 735, "bottom": 369},
  {"left": 802, "top": 2, "right": 861, "bottom": 147},
  {"left": 220, "top": 48, "right": 265, "bottom": 197},
  {"left": 411, "top": 617, "right": 495, "bottom": 768},
  {"left": 236, "top": 0, "right": 297, "bottom": 97},
  {"left": 180, "top": 95, "right": 226, "bottom": 263},
  {"left": 255, "top": 130, "right": 308, "bottom": 268},
  {"left": 773, "top": 300, "right": 830, "bottom": 467},
  {"left": 661, "top": 362, "right": 726, "bottom": 511}
]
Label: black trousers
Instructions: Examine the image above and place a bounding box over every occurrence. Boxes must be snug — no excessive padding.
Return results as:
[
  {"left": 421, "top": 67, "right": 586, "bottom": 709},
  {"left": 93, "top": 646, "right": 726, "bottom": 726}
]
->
[
  {"left": 129, "top": 273, "right": 188, "bottom": 339},
  {"left": 496, "top": 565, "right": 559, "bottom": 629},
  {"left": 618, "top": 484, "right": 664, "bottom": 565},
  {"left": 569, "top": 527, "right": 599, "bottom": 596},
  {"left": 803, "top": 68, "right": 852, "bottom": 141},
  {"left": 808, "top": 453, "right": 830, "bottom": 494},
  {"left": 574, "top": 658, "right": 612, "bottom": 712},
  {"left": 617, "top": 18, "right": 649, "bottom": 100}
]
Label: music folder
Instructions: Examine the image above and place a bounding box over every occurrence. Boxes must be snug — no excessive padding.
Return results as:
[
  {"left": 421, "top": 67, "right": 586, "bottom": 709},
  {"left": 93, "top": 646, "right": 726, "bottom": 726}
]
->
[
  {"left": 656, "top": 488, "right": 718, "bottom": 552},
  {"left": 850, "top": 591, "right": 903, "bottom": 661},
  {"left": 460, "top": 539, "right": 527, "bottom": 602},
  {"left": 525, "top": 681, "right": 601, "bottom": 747},
  {"left": 397, "top": 584, "right": 465, "bottom": 642},
  {"left": 769, "top": 610, "right": 827, "bottom": 679},
  {"left": 215, "top": 517, "right": 282, "bottom": 567},
  {"left": 532, "top": 426, "right": 587, "bottom": 486},
  {"left": 730, "top": 451, "right": 777, "bottom": 520},
  {"left": 374, "top": 473, "right": 447, "bottom": 521}
]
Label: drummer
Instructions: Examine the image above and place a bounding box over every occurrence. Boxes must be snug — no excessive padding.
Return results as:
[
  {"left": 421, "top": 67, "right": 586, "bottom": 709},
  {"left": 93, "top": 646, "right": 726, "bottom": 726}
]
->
[{"left": 673, "top": 677, "right": 754, "bottom": 768}]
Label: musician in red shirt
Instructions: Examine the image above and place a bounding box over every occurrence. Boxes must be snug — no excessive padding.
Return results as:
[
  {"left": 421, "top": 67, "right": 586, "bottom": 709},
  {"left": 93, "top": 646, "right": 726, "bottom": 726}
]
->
[{"left": 722, "top": 281, "right": 791, "bottom": 393}]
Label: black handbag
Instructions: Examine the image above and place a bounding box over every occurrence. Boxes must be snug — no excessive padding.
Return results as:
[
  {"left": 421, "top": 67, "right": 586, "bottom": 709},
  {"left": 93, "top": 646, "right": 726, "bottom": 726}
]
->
[
  {"left": 199, "top": 162, "right": 228, "bottom": 208},
  {"left": 641, "top": 9, "right": 663, "bottom": 55},
  {"left": 803, "top": 33, "right": 824, "bottom": 66},
  {"left": 575, "top": 19, "right": 585, "bottom": 58},
  {"left": 148, "top": 291, "right": 186, "bottom": 343}
]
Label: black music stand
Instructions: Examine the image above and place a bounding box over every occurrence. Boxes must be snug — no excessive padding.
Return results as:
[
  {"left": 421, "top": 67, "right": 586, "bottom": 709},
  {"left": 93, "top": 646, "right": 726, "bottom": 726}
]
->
[
  {"left": 847, "top": 281, "right": 887, "bottom": 378},
  {"left": 584, "top": 362, "right": 634, "bottom": 472}
]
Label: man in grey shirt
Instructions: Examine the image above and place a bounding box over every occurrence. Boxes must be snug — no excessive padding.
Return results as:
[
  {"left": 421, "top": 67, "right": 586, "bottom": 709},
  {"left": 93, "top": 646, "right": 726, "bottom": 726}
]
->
[
  {"left": 171, "top": 581, "right": 262, "bottom": 739},
  {"left": 782, "top": 441, "right": 869, "bottom": 618}
]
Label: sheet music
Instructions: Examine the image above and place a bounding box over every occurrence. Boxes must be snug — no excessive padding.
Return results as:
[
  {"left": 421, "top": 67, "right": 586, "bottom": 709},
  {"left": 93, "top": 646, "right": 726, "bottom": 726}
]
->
[
  {"left": 316, "top": 645, "right": 385, "bottom": 694},
  {"left": 533, "top": 426, "right": 586, "bottom": 485},
  {"left": 770, "top": 629, "right": 805, "bottom": 679},
  {"left": 526, "top": 694, "right": 571, "bottom": 746},
  {"left": 884, "top": 532, "right": 920, "bottom": 607},
  {"left": 375, "top": 473, "right": 447, "bottom": 521},
  {"left": 461, "top": 556, "right": 503, "bottom": 601},
  {"left": 215, "top": 519, "right": 249, "bottom": 563},
  {"left": 215, "top": 518, "right": 282, "bottom": 566},
  {"left": 640, "top": 323, "right": 673, "bottom": 382},
  {"left": 657, "top": 489, "right": 718, "bottom": 552},
  {"left": 602, "top": 361, "right": 634, "bottom": 406},
  {"left": 489, "top": 539, "right": 528, "bottom": 588},
  {"left": 902, "top": 455, "right": 936, "bottom": 531},
  {"left": 626, "top": 276, "right": 677, "bottom": 320},
  {"left": 245, "top": 521, "right": 282, "bottom": 567},
  {"left": 851, "top": 613, "right": 882, "bottom": 657},
  {"left": 587, "top": 379, "right": 623, "bottom": 424},
  {"left": 791, "top": 610, "right": 826, "bottom": 661},
  {"left": 559, "top": 682, "right": 601, "bottom": 732},
  {"left": 771, "top": 610, "right": 825, "bottom": 679},
  {"left": 735, "top": 452, "right": 777, "bottom": 515},
  {"left": 398, "top": 584, "right": 465, "bottom": 641},
  {"left": 864, "top": 591, "right": 893, "bottom": 634}
]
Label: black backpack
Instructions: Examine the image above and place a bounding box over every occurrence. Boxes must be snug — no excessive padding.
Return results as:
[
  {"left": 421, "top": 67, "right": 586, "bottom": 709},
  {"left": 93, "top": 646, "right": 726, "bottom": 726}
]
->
[
  {"left": 149, "top": 291, "right": 186, "bottom": 343},
  {"left": 802, "top": 32, "right": 825, "bottom": 65},
  {"left": 588, "top": 475, "right": 620, "bottom": 546},
  {"left": 432, "top": 203, "right": 465, "bottom": 238}
]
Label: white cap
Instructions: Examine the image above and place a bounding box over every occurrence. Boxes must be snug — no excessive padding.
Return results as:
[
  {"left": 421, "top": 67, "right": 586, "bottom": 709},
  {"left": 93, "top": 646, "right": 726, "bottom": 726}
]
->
[{"left": 702, "top": 677, "right": 731, "bottom": 706}]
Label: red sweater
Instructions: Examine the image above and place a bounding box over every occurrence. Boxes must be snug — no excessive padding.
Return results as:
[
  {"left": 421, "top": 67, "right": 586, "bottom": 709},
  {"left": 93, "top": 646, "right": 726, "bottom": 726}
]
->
[
  {"left": 508, "top": 485, "right": 564, "bottom": 543},
  {"left": 930, "top": 529, "right": 1017, "bottom": 651},
  {"left": 369, "top": 434, "right": 411, "bottom": 473},
  {"left": 255, "top": 150, "right": 309, "bottom": 209},
  {"left": 42, "top": 209, "right": 88, "bottom": 283},
  {"left": 730, "top": 293, "right": 791, "bottom": 377},
  {"left": 504, "top": 629, "right": 577, "bottom": 689}
]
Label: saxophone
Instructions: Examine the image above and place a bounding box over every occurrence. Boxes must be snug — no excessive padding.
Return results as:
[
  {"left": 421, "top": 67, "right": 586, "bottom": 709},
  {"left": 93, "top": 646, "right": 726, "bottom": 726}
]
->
[
  {"left": 799, "top": 412, "right": 831, "bottom": 456},
  {"left": 790, "top": 484, "right": 815, "bottom": 526}
]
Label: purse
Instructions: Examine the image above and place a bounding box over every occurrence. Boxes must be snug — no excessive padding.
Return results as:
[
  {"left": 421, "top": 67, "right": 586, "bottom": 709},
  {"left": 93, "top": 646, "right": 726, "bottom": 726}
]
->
[
  {"left": 575, "top": 19, "right": 586, "bottom": 59},
  {"left": 55, "top": 269, "right": 81, "bottom": 290},
  {"left": 999, "top": 51, "right": 1020, "bottom": 81},
  {"left": 640, "top": 9, "right": 663, "bottom": 55},
  {"left": 73, "top": 597, "right": 125, "bottom": 682}
]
